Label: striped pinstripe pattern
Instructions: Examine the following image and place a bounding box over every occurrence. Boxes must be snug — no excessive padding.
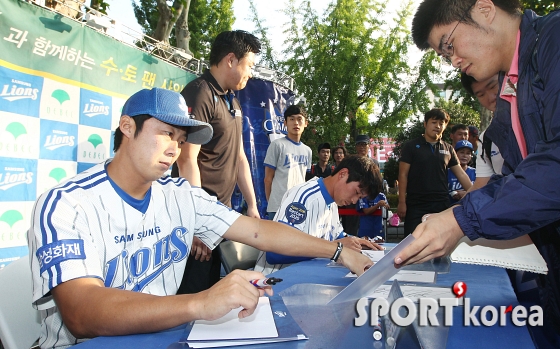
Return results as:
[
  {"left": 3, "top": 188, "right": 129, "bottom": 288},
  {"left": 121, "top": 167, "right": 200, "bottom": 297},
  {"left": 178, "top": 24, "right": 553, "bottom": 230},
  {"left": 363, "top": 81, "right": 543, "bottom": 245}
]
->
[
  {"left": 27, "top": 160, "right": 241, "bottom": 348},
  {"left": 254, "top": 178, "right": 343, "bottom": 276}
]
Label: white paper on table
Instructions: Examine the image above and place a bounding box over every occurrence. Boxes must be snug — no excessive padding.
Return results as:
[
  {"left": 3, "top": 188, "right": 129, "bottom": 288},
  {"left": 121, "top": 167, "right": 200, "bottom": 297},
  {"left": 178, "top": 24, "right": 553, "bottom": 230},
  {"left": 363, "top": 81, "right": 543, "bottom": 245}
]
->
[
  {"left": 345, "top": 270, "right": 436, "bottom": 284},
  {"left": 366, "top": 284, "right": 462, "bottom": 305},
  {"left": 361, "top": 249, "right": 385, "bottom": 262},
  {"left": 187, "top": 297, "right": 278, "bottom": 341}
]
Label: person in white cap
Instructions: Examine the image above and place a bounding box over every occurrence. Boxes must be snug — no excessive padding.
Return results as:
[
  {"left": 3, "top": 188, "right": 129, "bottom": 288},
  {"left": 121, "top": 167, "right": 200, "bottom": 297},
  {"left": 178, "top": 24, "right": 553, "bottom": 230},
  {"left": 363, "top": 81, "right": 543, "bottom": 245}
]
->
[{"left": 27, "top": 88, "right": 372, "bottom": 349}]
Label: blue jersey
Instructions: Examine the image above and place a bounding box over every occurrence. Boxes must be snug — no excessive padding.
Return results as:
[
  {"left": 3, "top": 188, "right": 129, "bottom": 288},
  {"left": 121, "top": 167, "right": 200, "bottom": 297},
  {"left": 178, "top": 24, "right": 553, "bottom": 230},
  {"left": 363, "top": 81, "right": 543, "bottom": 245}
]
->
[
  {"left": 356, "top": 193, "right": 386, "bottom": 238},
  {"left": 447, "top": 167, "right": 476, "bottom": 204}
]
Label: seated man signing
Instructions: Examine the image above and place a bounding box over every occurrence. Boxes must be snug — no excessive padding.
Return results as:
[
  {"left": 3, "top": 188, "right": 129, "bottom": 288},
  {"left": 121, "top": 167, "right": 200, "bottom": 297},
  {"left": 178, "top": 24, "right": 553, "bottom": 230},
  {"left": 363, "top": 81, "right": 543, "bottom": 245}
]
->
[
  {"left": 27, "top": 88, "right": 372, "bottom": 349},
  {"left": 255, "top": 155, "right": 383, "bottom": 276}
]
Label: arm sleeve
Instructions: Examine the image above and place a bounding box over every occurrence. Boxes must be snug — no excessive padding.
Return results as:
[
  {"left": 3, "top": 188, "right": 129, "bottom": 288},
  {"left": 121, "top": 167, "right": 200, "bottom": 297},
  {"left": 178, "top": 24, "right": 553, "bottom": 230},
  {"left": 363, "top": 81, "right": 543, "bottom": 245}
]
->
[
  {"left": 454, "top": 20, "right": 560, "bottom": 241},
  {"left": 29, "top": 191, "right": 103, "bottom": 304},
  {"left": 399, "top": 140, "right": 413, "bottom": 164},
  {"left": 181, "top": 80, "right": 213, "bottom": 123},
  {"left": 191, "top": 188, "right": 241, "bottom": 249},
  {"left": 263, "top": 141, "right": 280, "bottom": 168},
  {"left": 274, "top": 190, "right": 313, "bottom": 236}
]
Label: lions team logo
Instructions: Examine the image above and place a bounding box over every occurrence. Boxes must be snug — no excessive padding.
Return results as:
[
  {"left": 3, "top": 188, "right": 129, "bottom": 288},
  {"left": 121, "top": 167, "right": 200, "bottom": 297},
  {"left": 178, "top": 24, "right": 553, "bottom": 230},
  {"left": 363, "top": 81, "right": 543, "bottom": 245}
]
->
[{"left": 285, "top": 202, "right": 307, "bottom": 225}]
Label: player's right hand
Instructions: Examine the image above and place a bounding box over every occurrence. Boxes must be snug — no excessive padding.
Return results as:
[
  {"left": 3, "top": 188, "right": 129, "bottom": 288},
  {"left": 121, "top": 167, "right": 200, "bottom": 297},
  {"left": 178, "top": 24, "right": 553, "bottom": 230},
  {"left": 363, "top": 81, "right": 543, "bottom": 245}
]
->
[{"left": 194, "top": 270, "right": 273, "bottom": 321}]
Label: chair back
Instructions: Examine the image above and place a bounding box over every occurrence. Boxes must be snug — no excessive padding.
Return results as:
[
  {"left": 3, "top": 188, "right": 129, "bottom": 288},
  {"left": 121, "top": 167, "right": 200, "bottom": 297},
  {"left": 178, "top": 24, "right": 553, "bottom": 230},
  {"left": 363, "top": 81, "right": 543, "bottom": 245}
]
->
[
  {"left": 0, "top": 257, "right": 41, "bottom": 349},
  {"left": 219, "top": 241, "right": 260, "bottom": 274}
]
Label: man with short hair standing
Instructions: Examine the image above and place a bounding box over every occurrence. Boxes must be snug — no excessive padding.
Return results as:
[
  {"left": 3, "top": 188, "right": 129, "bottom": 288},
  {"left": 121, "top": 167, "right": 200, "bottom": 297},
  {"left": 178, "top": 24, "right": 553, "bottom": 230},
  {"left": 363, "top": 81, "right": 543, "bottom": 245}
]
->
[
  {"left": 264, "top": 105, "right": 312, "bottom": 219},
  {"left": 173, "top": 30, "right": 261, "bottom": 294},
  {"left": 307, "top": 142, "right": 334, "bottom": 180},
  {"left": 397, "top": 108, "right": 472, "bottom": 236}
]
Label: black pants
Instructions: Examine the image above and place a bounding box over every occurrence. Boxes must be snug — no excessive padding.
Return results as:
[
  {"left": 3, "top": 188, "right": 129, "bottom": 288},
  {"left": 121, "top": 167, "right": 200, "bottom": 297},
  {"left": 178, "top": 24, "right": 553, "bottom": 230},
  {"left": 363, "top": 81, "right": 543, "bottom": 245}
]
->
[
  {"left": 176, "top": 246, "right": 222, "bottom": 294},
  {"left": 404, "top": 200, "right": 449, "bottom": 236}
]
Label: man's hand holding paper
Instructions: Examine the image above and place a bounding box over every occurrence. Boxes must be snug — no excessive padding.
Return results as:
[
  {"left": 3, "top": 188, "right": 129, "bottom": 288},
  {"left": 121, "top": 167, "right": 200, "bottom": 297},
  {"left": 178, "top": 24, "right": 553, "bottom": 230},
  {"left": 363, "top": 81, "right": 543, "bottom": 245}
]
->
[{"left": 394, "top": 208, "right": 464, "bottom": 266}]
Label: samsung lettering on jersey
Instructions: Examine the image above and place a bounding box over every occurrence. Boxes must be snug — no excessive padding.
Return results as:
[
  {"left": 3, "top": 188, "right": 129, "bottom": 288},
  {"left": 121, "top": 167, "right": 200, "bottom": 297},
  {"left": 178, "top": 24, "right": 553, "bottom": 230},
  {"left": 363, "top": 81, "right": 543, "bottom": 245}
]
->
[
  {"left": 283, "top": 154, "right": 309, "bottom": 168},
  {"left": 0, "top": 79, "right": 39, "bottom": 101},
  {"left": 106, "top": 226, "right": 190, "bottom": 291}
]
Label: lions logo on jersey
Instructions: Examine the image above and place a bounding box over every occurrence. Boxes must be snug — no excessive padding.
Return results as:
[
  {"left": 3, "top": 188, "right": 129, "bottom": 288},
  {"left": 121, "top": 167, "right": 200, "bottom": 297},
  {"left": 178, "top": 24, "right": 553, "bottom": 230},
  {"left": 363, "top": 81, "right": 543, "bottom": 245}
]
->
[{"left": 285, "top": 202, "right": 307, "bottom": 225}]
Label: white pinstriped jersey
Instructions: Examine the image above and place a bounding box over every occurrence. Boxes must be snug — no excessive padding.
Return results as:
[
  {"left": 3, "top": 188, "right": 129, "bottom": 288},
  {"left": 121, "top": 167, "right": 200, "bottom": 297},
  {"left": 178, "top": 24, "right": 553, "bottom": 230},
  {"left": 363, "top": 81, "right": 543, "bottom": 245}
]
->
[
  {"left": 264, "top": 136, "right": 312, "bottom": 213},
  {"left": 27, "top": 160, "right": 241, "bottom": 349},
  {"left": 254, "top": 177, "right": 343, "bottom": 275}
]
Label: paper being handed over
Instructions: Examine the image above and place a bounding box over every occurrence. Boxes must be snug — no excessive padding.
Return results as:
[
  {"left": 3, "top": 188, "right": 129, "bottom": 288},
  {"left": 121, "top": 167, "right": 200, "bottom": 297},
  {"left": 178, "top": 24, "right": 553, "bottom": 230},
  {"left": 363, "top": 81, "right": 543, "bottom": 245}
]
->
[{"left": 328, "top": 234, "right": 416, "bottom": 304}]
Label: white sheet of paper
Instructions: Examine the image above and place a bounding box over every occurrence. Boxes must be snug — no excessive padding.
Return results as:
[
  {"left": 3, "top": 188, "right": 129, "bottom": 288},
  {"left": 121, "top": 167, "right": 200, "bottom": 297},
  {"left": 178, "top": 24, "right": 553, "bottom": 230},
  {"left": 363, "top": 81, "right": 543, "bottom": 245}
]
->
[
  {"left": 187, "top": 297, "right": 278, "bottom": 341},
  {"left": 345, "top": 270, "right": 436, "bottom": 284},
  {"left": 367, "top": 284, "right": 462, "bottom": 304},
  {"left": 361, "top": 249, "right": 385, "bottom": 262}
]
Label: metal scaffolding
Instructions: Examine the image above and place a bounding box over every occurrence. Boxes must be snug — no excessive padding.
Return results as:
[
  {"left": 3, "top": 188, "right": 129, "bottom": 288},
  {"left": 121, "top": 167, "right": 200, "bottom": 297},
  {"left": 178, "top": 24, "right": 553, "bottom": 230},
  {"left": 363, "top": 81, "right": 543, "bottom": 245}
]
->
[{"left": 25, "top": 0, "right": 294, "bottom": 90}]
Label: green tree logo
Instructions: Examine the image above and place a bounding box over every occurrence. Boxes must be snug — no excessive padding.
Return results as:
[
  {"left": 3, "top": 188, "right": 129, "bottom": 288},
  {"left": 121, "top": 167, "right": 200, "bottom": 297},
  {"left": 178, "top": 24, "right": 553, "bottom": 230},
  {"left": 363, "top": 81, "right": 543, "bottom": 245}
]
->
[
  {"left": 51, "top": 89, "right": 71, "bottom": 105},
  {"left": 5, "top": 122, "right": 27, "bottom": 139},
  {"left": 49, "top": 168, "right": 67, "bottom": 183},
  {"left": 0, "top": 210, "right": 23, "bottom": 228},
  {"left": 87, "top": 134, "right": 103, "bottom": 149}
]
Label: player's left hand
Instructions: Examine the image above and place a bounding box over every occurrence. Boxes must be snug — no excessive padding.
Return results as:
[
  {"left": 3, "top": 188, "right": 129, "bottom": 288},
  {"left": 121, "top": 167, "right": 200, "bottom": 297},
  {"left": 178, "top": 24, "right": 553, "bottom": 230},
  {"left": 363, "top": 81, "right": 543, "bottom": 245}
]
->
[
  {"left": 191, "top": 237, "right": 212, "bottom": 261},
  {"left": 357, "top": 237, "right": 383, "bottom": 250},
  {"left": 394, "top": 207, "right": 464, "bottom": 266},
  {"left": 338, "top": 236, "right": 383, "bottom": 251}
]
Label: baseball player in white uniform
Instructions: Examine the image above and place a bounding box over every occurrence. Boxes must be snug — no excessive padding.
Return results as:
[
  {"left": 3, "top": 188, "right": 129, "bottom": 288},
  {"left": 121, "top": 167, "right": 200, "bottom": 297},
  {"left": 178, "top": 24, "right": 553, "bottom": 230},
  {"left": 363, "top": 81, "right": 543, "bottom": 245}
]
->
[
  {"left": 27, "top": 88, "right": 372, "bottom": 348},
  {"left": 255, "top": 155, "right": 383, "bottom": 275}
]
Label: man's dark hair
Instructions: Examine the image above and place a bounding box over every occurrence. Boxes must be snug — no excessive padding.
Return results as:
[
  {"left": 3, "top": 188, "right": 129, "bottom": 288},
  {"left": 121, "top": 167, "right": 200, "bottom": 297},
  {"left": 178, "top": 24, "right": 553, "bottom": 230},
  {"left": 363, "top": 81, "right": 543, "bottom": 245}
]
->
[
  {"left": 460, "top": 72, "right": 477, "bottom": 95},
  {"left": 424, "top": 108, "right": 450, "bottom": 124},
  {"left": 451, "top": 123, "right": 468, "bottom": 134},
  {"left": 209, "top": 30, "right": 261, "bottom": 66},
  {"left": 113, "top": 114, "right": 152, "bottom": 152},
  {"left": 412, "top": 0, "right": 522, "bottom": 50},
  {"left": 331, "top": 155, "right": 382, "bottom": 199},
  {"left": 284, "top": 104, "right": 307, "bottom": 119}
]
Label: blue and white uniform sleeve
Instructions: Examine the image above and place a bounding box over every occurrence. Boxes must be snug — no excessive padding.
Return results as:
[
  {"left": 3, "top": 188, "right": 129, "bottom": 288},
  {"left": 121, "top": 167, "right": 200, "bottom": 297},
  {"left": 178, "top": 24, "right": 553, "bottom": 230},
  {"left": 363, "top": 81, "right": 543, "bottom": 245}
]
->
[
  {"left": 28, "top": 191, "right": 103, "bottom": 306},
  {"left": 191, "top": 187, "right": 241, "bottom": 249}
]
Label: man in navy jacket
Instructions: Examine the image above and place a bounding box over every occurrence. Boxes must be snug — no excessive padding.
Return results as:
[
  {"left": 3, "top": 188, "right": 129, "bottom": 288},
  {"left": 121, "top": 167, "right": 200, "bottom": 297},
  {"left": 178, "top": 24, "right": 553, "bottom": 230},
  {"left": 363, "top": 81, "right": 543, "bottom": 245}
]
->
[{"left": 398, "top": 0, "right": 560, "bottom": 344}]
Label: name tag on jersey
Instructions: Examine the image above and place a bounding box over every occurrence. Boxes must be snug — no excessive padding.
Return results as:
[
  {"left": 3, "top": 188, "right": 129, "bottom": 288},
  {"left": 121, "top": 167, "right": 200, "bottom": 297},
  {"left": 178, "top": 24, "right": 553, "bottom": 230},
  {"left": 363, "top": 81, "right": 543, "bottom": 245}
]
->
[
  {"left": 439, "top": 150, "right": 450, "bottom": 155},
  {"left": 231, "top": 109, "right": 242, "bottom": 117}
]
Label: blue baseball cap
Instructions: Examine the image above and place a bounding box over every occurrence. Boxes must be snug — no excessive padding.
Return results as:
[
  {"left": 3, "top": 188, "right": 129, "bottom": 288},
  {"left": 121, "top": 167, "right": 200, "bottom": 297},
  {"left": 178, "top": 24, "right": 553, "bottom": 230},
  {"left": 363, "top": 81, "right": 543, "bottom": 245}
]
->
[
  {"left": 122, "top": 88, "right": 213, "bottom": 145},
  {"left": 455, "top": 140, "right": 473, "bottom": 151}
]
